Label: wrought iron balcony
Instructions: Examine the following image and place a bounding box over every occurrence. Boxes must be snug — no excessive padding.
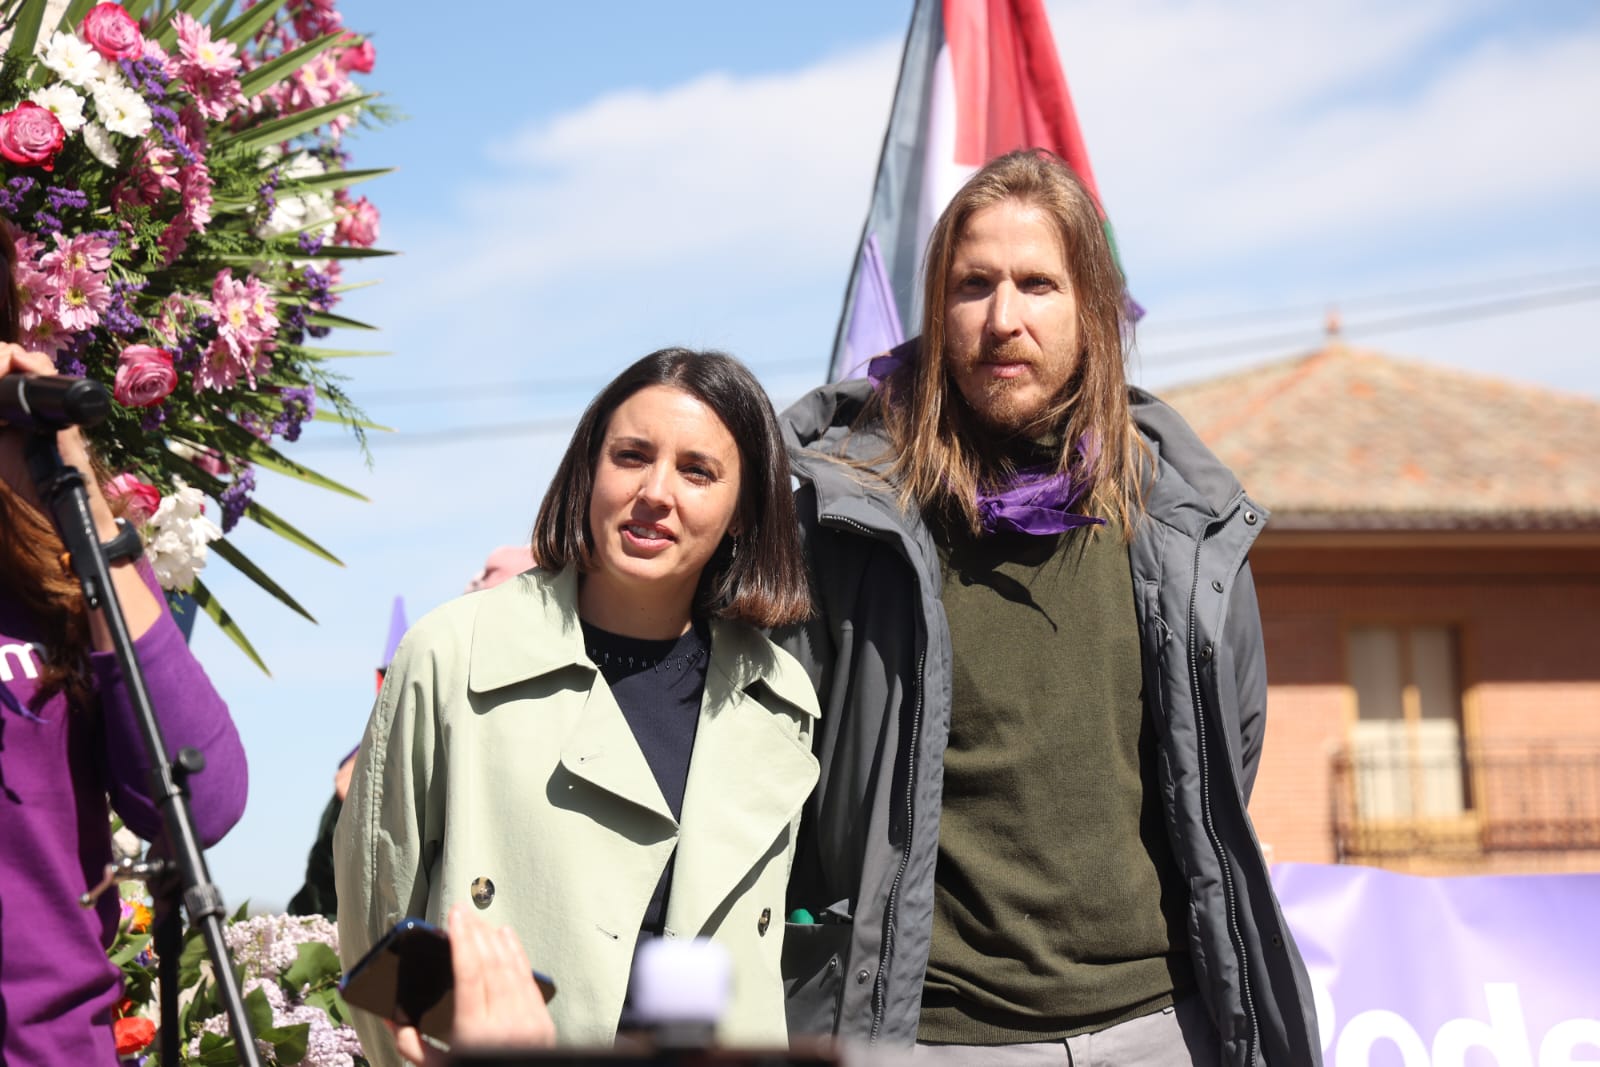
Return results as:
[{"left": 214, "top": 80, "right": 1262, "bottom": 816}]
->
[{"left": 1330, "top": 740, "right": 1600, "bottom": 860}]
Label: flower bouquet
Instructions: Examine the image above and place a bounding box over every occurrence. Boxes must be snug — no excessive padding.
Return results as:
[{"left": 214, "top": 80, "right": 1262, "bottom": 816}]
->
[
  {"left": 110, "top": 889, "right": 369, "bottom": 1065},
  {"left": 0, "top": 0, "right": 391, "bottom": 669}
]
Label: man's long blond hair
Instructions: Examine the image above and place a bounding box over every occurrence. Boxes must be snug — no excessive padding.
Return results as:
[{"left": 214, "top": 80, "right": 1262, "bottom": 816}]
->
[{"left": 870, "top": 149, "right": 1146, "bottom": 537}]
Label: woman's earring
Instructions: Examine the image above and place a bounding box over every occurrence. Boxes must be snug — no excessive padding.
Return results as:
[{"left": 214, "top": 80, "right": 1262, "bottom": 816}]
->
[{"left": 730, "top": 538, "right": 739, "bottom": 564}]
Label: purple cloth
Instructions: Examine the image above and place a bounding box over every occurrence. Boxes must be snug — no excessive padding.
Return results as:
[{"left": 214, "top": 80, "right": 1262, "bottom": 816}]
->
[
  {"left": 0, "top": 561, "right": 247, "bottom": 1065},
  {"left": 976, "top": 466, "right": 1105, "bottom": 536},
  {"left": 867, "top": 344, "right": 1105, "bottom": 536}
]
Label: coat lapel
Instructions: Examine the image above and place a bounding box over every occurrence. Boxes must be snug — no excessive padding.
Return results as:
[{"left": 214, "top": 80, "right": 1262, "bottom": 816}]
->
[
  {"left": 468, "top": 568, "right": 674, "bottom": 825},
  {"left": 667, "top": 621, "right": 819, "bottom": 938},
  {"left": 558, "top": 681, "right": 675, "bottom": 824}
]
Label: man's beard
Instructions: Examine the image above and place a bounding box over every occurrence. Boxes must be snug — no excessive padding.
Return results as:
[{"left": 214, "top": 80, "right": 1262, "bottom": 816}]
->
[{"left": 958, "top": 338, "right": 1061, "bottom": 435}]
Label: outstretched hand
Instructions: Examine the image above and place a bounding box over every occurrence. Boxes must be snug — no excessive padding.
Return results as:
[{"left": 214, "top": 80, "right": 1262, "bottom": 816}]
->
[{"left": 390, "top": 905, "right": 557, "bottom": 1066}]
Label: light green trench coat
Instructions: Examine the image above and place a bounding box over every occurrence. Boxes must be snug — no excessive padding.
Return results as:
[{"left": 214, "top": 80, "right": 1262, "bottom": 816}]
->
[{"left": 334, "top": 568, "right": 820, "bottom": 1062}]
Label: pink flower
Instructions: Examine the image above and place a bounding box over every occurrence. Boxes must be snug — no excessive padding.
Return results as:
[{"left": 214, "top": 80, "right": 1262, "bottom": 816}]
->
[
  {"left": 105, "top": 473, "right": 161, "bottom": 524},
  {"left": 41, "top": 232, "right": 113, "bottom": 275},
  {"left": 334, "top": 195, "right": 379, "bottom": 247},
  {"left": 54, "top": 267, "right": 110, "bottom": 331},
  {"left": 114, "top": 142, "right": 182, "bottom": 209},
  {"left": 337, "top": 33, "right": 375, "bottom": 74},
  {"left": 195, "top": 336, "right": 247, "bottom": 392},
  {"left": 171, "top": 14, "right": 244, "bottom": 120},
  {"left": 79, "top": 3, "right": 143, "bottom": 61},
  {"left": 113, "top": 345, "right": 177, "bottom": 408},
  {"left": 0, "top": 102, "right": 66, "bottom": 171},
  {"left": 289, "top": 0, "right": 341, "bottom": 41}
]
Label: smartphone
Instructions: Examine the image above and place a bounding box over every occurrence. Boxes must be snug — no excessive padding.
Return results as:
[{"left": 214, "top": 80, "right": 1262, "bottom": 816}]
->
[{"left": 339, "top": 918, "right": 557, "bottom": 1041}]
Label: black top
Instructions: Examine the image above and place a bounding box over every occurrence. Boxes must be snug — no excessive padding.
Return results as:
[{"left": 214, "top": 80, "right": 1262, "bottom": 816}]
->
[{"left": 581, "top": 618, "right": 709, "bottom": 939}]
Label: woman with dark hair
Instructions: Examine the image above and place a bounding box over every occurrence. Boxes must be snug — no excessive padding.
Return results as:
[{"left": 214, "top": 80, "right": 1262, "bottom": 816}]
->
[
  {"left": 0, "top": 223, "right": 248, "bottom": 1062},
  {"left": 337, "top": 348, "right": 818, "bottom": 1062}
]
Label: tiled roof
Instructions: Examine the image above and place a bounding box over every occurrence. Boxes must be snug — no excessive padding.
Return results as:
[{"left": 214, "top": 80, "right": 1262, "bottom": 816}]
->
[{"left": 1158, "top": 343, "right": 1600, "bottom": 530}]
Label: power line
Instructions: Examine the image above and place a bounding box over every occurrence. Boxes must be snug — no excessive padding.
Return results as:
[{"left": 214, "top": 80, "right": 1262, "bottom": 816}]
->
[
  {"left": 295, "top": 282, "right": 1600, "bottom": 452},
  {"left": 1137, "top": 283, "right": 1600, "bottom": 367},
  {"left": 1139, "top": 264, "right": 1600, "bottom": 334}
]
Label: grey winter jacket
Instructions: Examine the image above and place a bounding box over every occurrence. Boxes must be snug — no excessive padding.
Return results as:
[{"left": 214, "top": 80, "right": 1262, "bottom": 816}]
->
[{"left": 773, "top": 372, "right": 1322, "bottom": 1066}]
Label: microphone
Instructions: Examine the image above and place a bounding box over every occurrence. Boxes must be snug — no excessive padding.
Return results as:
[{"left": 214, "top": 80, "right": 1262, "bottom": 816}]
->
[{"left": 0, "top": 374, "right": 112, "bottom": 429}]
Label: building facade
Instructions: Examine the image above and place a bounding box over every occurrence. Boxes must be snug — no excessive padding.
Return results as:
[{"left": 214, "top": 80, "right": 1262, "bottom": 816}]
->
[{"left": 1164, "top": 344, "right": 1600, "bottom": 874}]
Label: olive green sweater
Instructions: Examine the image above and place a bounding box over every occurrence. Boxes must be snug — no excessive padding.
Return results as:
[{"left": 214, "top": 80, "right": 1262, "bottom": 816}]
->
[{"left": 918, "top": 518, "right": 1192, "bottom": 1044}]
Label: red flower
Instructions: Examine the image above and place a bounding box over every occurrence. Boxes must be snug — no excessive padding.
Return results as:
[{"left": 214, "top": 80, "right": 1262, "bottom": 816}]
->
[
  {"left": 113, "top": 344, "right": 178, "bottom": 408},
  {"left": 105, "top": 474, "right": 162, "bottom": 525},
  {"left": 113, "top": 1016, "right": 155, "bottom": 1055},
  {"left": 0, "top": 103, "right": 66, "bottom": 171},
  {"left": 80, "top": 3, "right": 144, "bottom": 61},
  {"left": 337, "top": 32, "right": 375, "bottom": 74}
]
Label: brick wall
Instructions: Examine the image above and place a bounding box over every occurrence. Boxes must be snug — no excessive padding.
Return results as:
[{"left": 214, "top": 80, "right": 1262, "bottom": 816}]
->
[{"left": 1243, "top": 535, "right": 1600, "bottom": 874}]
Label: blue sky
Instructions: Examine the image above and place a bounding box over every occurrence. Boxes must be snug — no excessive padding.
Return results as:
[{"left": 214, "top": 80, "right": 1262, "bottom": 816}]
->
[{"left": 193, "top": 0, "right": 1600, "bottom": 909}]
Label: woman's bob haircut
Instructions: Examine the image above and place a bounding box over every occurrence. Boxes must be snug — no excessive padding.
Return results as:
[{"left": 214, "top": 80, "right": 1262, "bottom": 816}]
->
[{"left": 532, "top": 347, "right": 811, "bottom": 629}]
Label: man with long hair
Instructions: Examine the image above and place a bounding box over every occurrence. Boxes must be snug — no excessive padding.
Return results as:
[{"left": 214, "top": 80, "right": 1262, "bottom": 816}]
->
[{"left": 777, "top": 151, "right": 1320, "bottom": 1064}]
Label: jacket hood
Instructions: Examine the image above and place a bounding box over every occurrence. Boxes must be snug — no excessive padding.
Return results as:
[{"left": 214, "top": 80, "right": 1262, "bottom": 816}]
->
[{"left": 780, "top": 339, "right": 1257, "bottom": 535}]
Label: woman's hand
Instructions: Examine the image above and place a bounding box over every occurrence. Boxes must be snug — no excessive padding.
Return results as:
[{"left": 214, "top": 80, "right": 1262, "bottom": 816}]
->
[
  {"left": 0, "top": 344, "right": 103, "bottom": 517},
  {"left": 390, "top": 905, "right": 557, "bottom": 1066},
  {"left": 0, "top": 343, "right": 162, "bottom": 642}
]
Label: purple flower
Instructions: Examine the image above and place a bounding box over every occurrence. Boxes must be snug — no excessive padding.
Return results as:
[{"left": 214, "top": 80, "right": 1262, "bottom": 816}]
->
[
  {"left": 106, "top": 280, "right": 147, "bottom": 336},
  {"left": 35, "top": 210, "right": 62, "bottom": 235},
  {"left": 0, "top": 176, "right": 36, "bottom": 214},
  {"left": 271, "top": 385, "right": 315, "bottom": 442},
  {"left": 219, "top": 466, "right": 255, "bottom": 533},
  {"left": 44, "top": 186, "right": 88, "bottom": 213},
  {"left": 140, "top": 406, "right": 167, "bottom": 431},
  {"left": 297, "top": 232, "right": 325, "bottom": 256}
]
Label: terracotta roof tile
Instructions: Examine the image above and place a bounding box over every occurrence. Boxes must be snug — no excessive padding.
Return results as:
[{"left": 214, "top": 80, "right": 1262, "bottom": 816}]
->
[{"left": 1159, "top": 344, "right": 1600, "bottom": 528}]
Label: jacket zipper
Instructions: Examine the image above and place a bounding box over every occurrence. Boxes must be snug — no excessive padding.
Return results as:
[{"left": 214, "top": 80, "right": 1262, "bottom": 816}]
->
[
  {"left": 1188, "top": 530, "right": 1260, "bottom": 1065},
  {"left": 869, "top": 647, "right": 923, "bottom": 1044},
  {"left": 820, "top": 510, "right": 924, "bottom": 1045}
]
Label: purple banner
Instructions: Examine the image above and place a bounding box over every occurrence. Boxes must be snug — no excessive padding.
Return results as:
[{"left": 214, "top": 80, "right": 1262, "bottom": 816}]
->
[{"left": 1273, "top": 862, "right": 1600, "bottom": 1065}]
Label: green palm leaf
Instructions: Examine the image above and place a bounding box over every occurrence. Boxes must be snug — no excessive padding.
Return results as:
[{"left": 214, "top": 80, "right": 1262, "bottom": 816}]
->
[
  {"left": 209, "top": 537, "right": 316, "bottom": 622},
  {"left": 237, "top": 30, "right": 345, "bottom": 100},
  {"left": 215, "top": 93, "right": 375, "bottom": 154},
  {"left": 190, "top": 578, "right": 271, "bottom": 674}
]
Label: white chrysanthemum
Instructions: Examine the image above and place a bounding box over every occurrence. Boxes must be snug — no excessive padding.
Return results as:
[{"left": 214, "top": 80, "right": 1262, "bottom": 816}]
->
[
  {"left": 91, "top": 80, "right": 152, "bottom": 138},
  {"left": 90, "top": 58, "right": 127, "bottom": 90},
  {"left": 257, "top": 151, "right": 337, "bottom": 241},
  {"left": 40, "top": 32, "right": 100, "bottom": 87},
  {"left": 145, "top": 483, "right": 222, "bottom": 591},
  {"left": 81, "top": 121, "right": 119, "bottom": 167},
  {"left": 27, "top": 84, "right": 86, "bottom": 133}
]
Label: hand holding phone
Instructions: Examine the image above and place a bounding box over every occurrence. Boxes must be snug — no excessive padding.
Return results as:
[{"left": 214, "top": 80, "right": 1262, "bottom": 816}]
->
[{"left": 340, "top": 907, "right": 557, "bottom": 1062}]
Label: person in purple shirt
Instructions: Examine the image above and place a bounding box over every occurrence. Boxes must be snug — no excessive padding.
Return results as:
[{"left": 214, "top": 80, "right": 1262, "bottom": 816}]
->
[{"left": 0, "top": 242, "right": 248, "bottom": 1060}]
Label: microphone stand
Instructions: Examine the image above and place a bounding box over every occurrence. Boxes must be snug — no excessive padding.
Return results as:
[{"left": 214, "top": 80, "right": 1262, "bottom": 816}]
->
[{"left": 23, "top": 429, "right": 262, "bottom": 1067}]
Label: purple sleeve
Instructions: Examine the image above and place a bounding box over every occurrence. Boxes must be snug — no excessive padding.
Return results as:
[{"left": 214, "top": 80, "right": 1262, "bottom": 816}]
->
[{"left": 93, "top": 563, "right": 248, "bottom": 847}]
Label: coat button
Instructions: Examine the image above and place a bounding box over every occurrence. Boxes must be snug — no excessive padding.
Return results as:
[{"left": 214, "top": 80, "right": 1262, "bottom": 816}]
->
[
  {"left": 1200, "top": 644, "right": 1214, "bottom": 661},
  {"left": 470, "top": 877, "right": 495, "bottom": 909},
  {"left": 856, "top": 968, "right": 870, "bottom": 985},
  {"left": 1211, "top": 579, "right": 1224, "bottom": 593},
  {"left": 758, "top": 908, "right": 771, "bottom": 935},
  {"left": 1243, "top": 509, "right": 1258, "bottom": 525}
]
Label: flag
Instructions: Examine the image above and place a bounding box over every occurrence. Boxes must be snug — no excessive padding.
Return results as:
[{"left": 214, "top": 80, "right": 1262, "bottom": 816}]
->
[{"left": 830, "top": 0, "right": 1118, "bottom": 381}]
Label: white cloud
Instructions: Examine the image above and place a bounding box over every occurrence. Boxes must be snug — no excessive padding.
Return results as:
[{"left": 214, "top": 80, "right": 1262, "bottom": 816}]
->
[
  {"left": 1051, "top": 0, "right": 1600, "bottom": 264},
  {"left": 390, "top": 40, "right": 900, "bottom": 311}
]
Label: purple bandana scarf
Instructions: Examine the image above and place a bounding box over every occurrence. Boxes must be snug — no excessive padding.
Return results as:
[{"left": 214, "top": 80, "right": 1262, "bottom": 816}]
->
[{"left": 866, "top": 349, "right": 1106, "bottom": 537}]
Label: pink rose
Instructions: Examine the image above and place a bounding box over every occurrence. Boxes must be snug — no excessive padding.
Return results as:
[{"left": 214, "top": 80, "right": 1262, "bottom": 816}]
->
[
  {"left": 337, "top": 33, "right": 375, "bottom": 74},
  {"left": 334, "top": 196, "right": 380, "bottom": 247},
  {"left": 0, "top": 103, "right": 65, "bottom": 171},
  {"left": 113, "top": 344, "right": 177, "bottom": 407},
  {"left": 104, "top": 474, "right": 161, "bottom": 525},
  {"left": 80, "top": 3, "right": 143, "bottom": 61}
]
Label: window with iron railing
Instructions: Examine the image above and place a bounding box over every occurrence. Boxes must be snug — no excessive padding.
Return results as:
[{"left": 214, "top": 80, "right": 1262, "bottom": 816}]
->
[{"left": 1332, "top": 741, "right": 1600, "bottom": 859}]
